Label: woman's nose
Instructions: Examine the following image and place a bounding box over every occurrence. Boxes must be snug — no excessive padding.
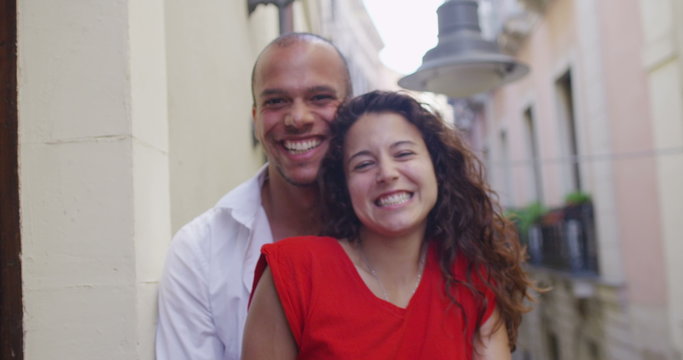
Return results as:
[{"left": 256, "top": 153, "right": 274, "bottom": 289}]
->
[{"left": 375, "top": 161, "right": 399, "bottom": 183}]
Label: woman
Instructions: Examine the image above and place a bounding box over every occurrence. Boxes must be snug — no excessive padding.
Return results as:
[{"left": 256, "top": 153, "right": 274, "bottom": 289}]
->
[{"left": 243, "top": 91, "right": 533, "bottom": 359}]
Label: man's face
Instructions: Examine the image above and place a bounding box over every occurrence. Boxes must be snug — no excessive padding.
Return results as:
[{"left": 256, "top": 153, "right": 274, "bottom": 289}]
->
[{"left": 252, "top": 41, "right": 348, "bottom": 187}]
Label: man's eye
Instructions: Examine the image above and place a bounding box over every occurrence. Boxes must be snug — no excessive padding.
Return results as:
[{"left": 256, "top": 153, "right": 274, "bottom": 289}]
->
[
  {"left": 311, "top": 94, "right": 335, "bottom": 103},
  {"left": 264, "top": 98, "right": 286, "bottom": 107}
]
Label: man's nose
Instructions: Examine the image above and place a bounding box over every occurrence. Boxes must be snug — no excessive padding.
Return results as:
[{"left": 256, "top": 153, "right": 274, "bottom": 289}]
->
[{"left": 284, "top": 100, "right": 314, "bottom": 130}]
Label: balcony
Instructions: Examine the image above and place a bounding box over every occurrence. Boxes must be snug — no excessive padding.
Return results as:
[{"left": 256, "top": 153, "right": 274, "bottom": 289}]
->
[{"left": 510, "top": 202, "right": 600, "bottom": 276}]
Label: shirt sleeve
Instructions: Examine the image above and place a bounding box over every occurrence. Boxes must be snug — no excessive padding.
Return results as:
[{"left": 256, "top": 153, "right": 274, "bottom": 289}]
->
[{"left": 156, "top": 226, "right": 224, "bottom": 360}]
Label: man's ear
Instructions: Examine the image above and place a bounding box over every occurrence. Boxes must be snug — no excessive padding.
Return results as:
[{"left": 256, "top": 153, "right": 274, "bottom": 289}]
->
[{"left": 251, "top": 106, "right": 260, "bottom": 148}]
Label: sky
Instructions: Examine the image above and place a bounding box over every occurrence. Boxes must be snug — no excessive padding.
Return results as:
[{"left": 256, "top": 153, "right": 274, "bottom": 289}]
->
[{"left": 361, "top": 0, "right": 444, "bottom": 75}]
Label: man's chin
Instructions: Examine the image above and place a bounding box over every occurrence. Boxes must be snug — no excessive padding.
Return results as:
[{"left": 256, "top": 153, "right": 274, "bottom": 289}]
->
[
  {"left": 276, "top": 167, "right": 319, "bottom": 188},
  {"left": 285, "top": 178, "right": 317, "bottom": 188}
]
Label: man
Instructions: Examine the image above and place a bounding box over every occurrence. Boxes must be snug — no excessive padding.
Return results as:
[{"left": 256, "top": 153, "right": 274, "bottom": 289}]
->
[{"left": 156, "top": 33, "right": 352, "bottom": 360}]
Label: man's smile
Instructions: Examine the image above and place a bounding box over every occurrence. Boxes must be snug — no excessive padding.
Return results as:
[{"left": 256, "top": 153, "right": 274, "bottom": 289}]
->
[{"left": 282, "top": 137, "right": 323, "bottom": 154}]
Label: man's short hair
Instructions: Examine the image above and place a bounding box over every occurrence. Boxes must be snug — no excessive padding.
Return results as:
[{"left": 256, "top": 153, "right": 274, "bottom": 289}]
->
[{"left": 250, "top": 32, "right": 353, "bottom": 106}]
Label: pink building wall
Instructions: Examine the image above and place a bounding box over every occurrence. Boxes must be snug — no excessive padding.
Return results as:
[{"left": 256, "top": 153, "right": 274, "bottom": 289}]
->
[
  {"left": 488, "top": 0, "right": 667, "bottom": 318},
  {"left": 596, "top": 0, "right": 666, "bottom": 306},
  {"left": 489, "top": 0, "right": 579, "bottom": 207},
  {"left": 480, "top": 0, "right": 683, "bottom": 356}
]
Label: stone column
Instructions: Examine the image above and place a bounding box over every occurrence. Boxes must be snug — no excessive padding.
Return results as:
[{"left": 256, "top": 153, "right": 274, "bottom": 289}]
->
[{"left": 19, "top": 1, "right": 170, "bottom": 358}]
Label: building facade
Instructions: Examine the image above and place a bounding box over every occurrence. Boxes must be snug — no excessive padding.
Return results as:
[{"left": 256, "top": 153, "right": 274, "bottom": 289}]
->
[
  {"left": 476, "top": 0, "right": 683, "bottom": 359},
  {"left": 11, "top": 1, "right": 389, "bottom": 358}
]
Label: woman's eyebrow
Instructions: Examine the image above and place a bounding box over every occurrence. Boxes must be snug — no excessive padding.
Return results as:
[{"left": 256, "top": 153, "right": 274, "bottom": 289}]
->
[
  {"left": 346, "top": 150, "right": 372, "bottom": 165},
  {"left": 390, "top": 140, "right": 416, "bottom": 149}
]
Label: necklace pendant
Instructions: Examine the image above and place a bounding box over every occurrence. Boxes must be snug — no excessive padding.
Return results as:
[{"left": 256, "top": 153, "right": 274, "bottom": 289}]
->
[{"left": 358, "top": 243, "right": 427, "bottom": 303}]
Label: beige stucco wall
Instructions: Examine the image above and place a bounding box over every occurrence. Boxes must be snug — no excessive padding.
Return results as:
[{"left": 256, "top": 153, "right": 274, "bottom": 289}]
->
[
  {"left": 17, "top": 1, "right": 390, "bottom": 358},
  {"left": 165, "top": 1, "right": 273, "bottom": 233},
  {"left": 19, "top": 0, "right": 170, "bottom": 358},
  {"left": 17, "top": 0, "right": 279, "bottom": 358},
  {"left": 318, "top": 0, "right": 391, "bottom": 94}
]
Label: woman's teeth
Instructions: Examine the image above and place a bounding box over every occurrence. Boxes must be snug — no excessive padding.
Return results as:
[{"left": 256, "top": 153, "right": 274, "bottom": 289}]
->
[{"left": 376, "top": 192, "right": 411, "bottom": 207}]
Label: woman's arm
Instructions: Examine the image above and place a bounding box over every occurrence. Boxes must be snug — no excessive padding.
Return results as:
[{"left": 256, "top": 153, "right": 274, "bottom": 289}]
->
[
  {"left": 242, "top": 268, "right": 298, "bottom": 360},
  {"left": 473, "top": 309, "right": 511, "bottom": 360}
]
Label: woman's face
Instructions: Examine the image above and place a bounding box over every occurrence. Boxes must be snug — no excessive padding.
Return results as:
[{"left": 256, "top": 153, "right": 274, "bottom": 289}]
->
[{"left": 344, "top": 111, "right": 438, "bottom": 239}]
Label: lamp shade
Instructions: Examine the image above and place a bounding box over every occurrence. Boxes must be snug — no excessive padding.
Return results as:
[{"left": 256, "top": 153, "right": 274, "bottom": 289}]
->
[{"left": 398, "top": 0, "right": 529, "bottom": 98}]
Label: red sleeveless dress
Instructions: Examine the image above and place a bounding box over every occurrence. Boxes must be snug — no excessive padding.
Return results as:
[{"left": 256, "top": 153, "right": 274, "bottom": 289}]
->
[{"left": 252, "top": 236, "right": 496, "bottom": 360}]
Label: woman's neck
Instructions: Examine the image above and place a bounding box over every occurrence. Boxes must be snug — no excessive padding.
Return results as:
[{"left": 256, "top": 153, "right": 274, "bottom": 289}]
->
[
  {"left": 350, "top": 227, "right": 427, "bottom": 307},
  {"left": 357, "top": 227, "right": 425, "bottom": 269}
]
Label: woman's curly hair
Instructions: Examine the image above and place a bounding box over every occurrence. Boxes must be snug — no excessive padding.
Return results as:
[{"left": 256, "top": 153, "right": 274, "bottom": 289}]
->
[{"left": 317, "top": 90, "right": 534, "bottom": 349}]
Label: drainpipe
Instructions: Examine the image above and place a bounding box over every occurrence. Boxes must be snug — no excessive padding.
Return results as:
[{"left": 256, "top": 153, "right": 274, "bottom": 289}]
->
[{"left": 247, "top": 0, "right": 295, "bottom": 34}]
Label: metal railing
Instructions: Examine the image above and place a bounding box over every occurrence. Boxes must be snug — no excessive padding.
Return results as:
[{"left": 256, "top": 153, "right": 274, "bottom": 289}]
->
[{"left": 523, "top": 203, "right": 599, "bottom": 276}]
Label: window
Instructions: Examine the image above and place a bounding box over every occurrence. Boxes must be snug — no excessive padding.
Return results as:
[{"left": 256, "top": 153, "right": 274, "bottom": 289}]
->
[
  {"left": 524, "top": 106, "right": 544, "bottom": 203},
  {"left": 500, "top": 129, "right": 514, "bottom": 206},
  {"left": 555, "top": 70, "right": 582, "bottom": 192}
]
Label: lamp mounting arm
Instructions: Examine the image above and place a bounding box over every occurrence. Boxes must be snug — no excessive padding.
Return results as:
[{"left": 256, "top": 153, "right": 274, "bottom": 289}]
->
[{"left": 247, "top": 0, "right": 295, "bottom": 15}]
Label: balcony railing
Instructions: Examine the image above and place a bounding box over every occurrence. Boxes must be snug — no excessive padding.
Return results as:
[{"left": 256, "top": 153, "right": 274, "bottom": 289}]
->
[{"left": 519, "top": 202, "right": 599, "bottom": 276}]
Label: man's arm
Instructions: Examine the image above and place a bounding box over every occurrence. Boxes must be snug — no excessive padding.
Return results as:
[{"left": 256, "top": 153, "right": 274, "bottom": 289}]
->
[
  {"left": 242, "top": 268, "right": 297, "bottom": 360},
  {"left": 156, "top": 228, "right": 223, "bottom": 360},
  {"left": 473, "top": 309, "right": 512, "bottom": 360}
]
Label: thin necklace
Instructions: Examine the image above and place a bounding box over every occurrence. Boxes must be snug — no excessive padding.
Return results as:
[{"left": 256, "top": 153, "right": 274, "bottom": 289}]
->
[{"left": 358, "top": 243, "right": 427, "bottom": 302}]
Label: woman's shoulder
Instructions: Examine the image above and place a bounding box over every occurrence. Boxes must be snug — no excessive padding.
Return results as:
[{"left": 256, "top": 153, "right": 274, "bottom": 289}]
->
[
  {"left": 262, "top": 236, "right": 340, "bottom": 261},
  {"left": 451, "top": 252, "right": 490, "bottom": 282},
  {"left": 259, "top": 236, "right": 350, "bottom": 291},
  {"left": 265, "top": 235, "right": 337, "bottom": 249}
]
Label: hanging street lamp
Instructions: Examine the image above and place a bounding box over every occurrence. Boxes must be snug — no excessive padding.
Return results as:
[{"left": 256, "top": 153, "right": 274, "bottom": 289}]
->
[{"left": 398, "top": 0, "right": 529, "bottom": 98}]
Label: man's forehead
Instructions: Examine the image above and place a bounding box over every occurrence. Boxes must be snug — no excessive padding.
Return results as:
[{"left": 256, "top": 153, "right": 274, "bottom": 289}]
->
[
  {"left": 258, "top": 41, "right": 340, "bottom": 69},
  {"left": 254, "top": 46, "right": 346, "bottom": 90},
  {"left": 268, "top": 37, "right": 331, "bottom": 53},
  {"left": 257, "top": 85, "right": 339, "bottom": 99}
]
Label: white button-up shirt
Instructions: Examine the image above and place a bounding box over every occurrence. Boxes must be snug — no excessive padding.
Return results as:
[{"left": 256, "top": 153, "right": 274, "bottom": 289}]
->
[{"left": 156, "top": 166, "right": 273, "bottom": 360}]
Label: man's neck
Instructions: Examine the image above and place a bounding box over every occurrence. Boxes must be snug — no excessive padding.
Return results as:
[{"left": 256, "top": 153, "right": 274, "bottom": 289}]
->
[{"left": 261, "top": 167, "right": 321, "bottom": 241}]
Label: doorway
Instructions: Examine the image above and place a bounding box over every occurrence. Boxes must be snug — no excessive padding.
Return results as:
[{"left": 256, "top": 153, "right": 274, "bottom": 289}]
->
[{"left": 0, "top": 0, "right": 23, "bottom": 358}]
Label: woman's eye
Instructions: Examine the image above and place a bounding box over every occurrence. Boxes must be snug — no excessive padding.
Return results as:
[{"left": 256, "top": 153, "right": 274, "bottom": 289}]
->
[
  {"left": 352, "top": 161, "right": 373, "bottom": 171},
  {"left": 396, "top": 151, "right": 415, "bottom": 158}
]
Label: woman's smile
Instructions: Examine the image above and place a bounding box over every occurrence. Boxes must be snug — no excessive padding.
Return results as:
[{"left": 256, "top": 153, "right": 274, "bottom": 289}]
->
[
  {"left": 375, "top": 191, "right": 413, "bottom": 208},
  {"left": 344, "top": 111, "right": 438, "bottom": 238}
]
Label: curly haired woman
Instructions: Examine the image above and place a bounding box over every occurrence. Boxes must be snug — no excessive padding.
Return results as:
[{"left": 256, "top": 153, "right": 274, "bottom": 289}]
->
[{"left": 243, "top": 90, "right": 534, "bottom": 360}]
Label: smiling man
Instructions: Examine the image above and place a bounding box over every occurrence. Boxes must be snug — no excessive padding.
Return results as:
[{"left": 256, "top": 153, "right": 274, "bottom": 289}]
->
[{"left": 156, "top": 33, "right": 352, "bottom": 360}]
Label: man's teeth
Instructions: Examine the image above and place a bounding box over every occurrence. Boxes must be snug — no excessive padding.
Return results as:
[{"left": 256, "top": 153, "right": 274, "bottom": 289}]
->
[
  {"left": 377, "top": 192, "right": 411, "bottom": 207},
  {"left": 284, "top": 139, "right": 321, "bottom": 154}
]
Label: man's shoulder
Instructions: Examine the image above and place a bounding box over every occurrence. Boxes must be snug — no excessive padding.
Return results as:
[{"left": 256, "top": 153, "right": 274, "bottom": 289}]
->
[
  {"left": 175, "top": 205, "right": 235, "bottom": 240},
  {"left": 166, "top": 204, "right": 236, "bottom": 264},
  {"left": 170, "top": 170, "right": 266, "bottom": 255}
]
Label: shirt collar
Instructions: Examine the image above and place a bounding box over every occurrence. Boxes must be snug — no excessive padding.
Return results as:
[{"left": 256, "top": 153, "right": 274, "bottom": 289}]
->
[{"left": 215, "top": 164, "right": 268, "bottom": 229}]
